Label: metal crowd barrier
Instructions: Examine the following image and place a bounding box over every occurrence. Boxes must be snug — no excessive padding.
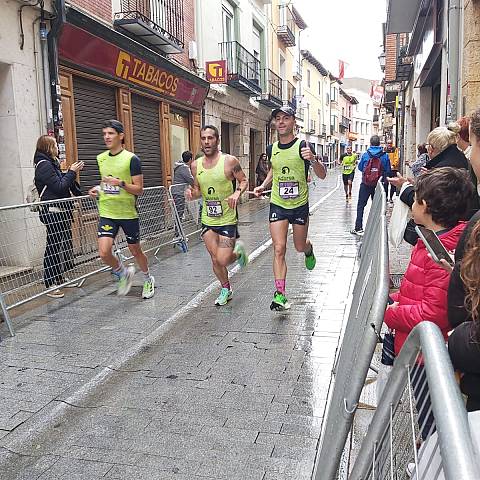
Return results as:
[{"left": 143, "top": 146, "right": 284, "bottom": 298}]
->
[
  {"left": 349, "top": 322, "right": 480, "bottom": 480},
  {"left": 314, "top": 181, "right": 390, "bottom": 479},
  {"left": 0, "top": 186, "right": 184, "bottom": 336},
  {"left": 169, "top": 183, "right": 202, "bottom": 247}
]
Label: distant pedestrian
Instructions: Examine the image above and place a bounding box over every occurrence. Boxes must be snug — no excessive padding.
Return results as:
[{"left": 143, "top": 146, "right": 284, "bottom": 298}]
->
[
  {"left": 172, "top": 151, "right": 194, "bottom": 223},
  {"left": 255, "top": 153, "right": 269, "bottom": 187},
  {"left": 350, "top": 135, "right": 391, "bottom": 236},
  {"left": 409, "top": 143, "right": 429, "bottom": 178},
  {"left": 384, "top": 139, "right": 399, "bottom": 203},
  {"left": 34, "top": 135, "right": 84, "bottom": 298}
]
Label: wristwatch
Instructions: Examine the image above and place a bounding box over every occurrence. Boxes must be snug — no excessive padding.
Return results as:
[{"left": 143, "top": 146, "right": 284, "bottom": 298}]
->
[{"left": 120, "top": 181, "right": 126, "bottom": 188}]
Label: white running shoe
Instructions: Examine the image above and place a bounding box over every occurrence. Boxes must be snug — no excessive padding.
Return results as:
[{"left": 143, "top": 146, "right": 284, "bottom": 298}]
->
[{"left": 117, "top": 265, "right": 135, "bottom": 296}]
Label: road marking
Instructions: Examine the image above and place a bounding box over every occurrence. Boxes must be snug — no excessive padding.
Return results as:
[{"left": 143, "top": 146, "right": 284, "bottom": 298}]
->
[{"left": 2, "top": 175, "right": 342, "bottom": 453}]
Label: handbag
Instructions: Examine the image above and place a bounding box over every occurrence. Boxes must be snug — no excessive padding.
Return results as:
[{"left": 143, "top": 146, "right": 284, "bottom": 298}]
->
[
  {"left": 381, "top": 330, "right": 395, "bottom": 366},
  {"left": 388, "top": 184, "right": 411, "bottom": 248},
  {"left": 404, "top": 219, "right": 419, "bottom": 246}
]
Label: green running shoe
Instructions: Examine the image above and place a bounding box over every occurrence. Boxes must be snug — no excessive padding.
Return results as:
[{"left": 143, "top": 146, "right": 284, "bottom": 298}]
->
[
  {"left": 234, "top": 240, "right": 248, "bottom": 268},
  {"left": 215, "top": 287, "right": 233, "bottom": 306},
  {"left": 305, "top": 246, "right": 316, "bottom": 271},
  {"left": 142, "top": 276, "right": 155, "bottom": 299},
  {"left": 270, "top": 291, "right": 291, "bottom": 311}
]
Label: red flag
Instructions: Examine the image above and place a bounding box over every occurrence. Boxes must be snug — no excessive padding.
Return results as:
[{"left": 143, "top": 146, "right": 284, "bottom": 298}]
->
[{"left": 338, "top": 60, "right": 345, "bottom": 81}]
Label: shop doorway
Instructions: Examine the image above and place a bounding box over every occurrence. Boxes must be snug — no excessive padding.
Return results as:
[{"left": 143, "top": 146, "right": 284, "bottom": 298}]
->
[
  {"left": 170, "top": 109, "right": 190, "bottom": 173},
  {"left": 221, "top": 122, "right": 231, "bottom": 153},
  {"left": 249, "top": 129, "right": 263, "bottom": 192}
]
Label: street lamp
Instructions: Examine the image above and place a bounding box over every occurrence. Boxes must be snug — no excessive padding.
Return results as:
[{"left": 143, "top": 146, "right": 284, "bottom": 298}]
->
[{"left": 378, "top": 52, "right": 386, "bottom": 71}]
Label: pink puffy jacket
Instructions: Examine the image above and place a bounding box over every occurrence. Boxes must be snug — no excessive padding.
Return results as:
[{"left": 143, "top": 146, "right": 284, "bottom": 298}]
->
[{"left": 384, "top": 222, "right": 466, "bottom": 355}]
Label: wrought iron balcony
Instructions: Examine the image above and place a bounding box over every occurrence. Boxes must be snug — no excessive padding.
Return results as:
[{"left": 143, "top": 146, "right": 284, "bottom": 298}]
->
[
  {"left": 257, "top": 69, "right": 283, "bottom": 108},
  {"left": 321, "top": 124, "right": 327, "bottom": 138},
  {"left": 282, "top": 80, "right": 296, "bottom": 110},
  {"left": 340, "top": 115, "right": 350, "bottom": 130},
  {"left": 307, "top": 119, "right": 316, "bottom": 134},
  {"left": 397, "top": 44, "right": 413, "bottom": 82},
  {"left": 277, "top": 6, "right": 296, "bottom": 47},
  {"left": 114, "top": 0, "right": 184, "bottom": 54},
  {"left": 219, "top": 41, "right": 261, "bottom": 96}
]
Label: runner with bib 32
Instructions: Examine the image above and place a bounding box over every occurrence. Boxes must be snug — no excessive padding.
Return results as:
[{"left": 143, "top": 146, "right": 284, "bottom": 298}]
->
[
  {"left": 185, "top": 125, "right": 249, "bottom": 306},
  {"left": 253, "top": 107, "right": 326, "bottom": 311}
]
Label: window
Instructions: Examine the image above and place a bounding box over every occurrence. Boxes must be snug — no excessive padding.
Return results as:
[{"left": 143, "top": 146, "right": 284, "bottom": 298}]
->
[
  {"left": 307, "top": 69, "right": 311, "bottom": 88},
  {"left": 306, "top": 103, "right": 310, "bottom": 125},
  {"left": 318, "top": 81, "right": 322, "bottom": 96},
  {"left": 356, "top": 104, "right": 359, "bottom": 112},
  {"left": 326, "top": 93, "right": 330, "bottom": 105},
  {"left": 366, "top": 104, "right": 370, "bottom": 115},
  {"left": 252, "top": 24, "right": 261, "bottom": 61},
  {"left": 222, "top": 2, "right": 235, "bottom": 43},
  {"left": 355, "top": 121, "right": 359, "bottom": 133},
  {"left": 349, "top": 106, "right": 352, "bottom": 117}
]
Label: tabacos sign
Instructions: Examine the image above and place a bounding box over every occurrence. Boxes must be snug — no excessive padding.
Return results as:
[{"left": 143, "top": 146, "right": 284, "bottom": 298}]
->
[{"left": 115, "top": 51, "right": 179, "bottom": 96}]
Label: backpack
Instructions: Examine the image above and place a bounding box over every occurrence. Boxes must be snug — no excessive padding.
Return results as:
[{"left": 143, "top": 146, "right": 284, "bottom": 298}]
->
[
  {"left": 26, "top": 160, "right": 48, "bottom": 212},
  {"left": 363, "top": 151, "right": 384, "bottom": 187}
]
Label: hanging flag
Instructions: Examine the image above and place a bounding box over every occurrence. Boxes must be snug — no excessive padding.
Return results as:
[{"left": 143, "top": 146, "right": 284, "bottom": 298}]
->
[{"left": 338, "top": 60, "right": 345, "bottom": 81}]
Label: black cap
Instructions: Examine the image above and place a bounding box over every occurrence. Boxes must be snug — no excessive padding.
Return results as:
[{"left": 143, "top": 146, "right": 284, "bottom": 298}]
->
[
  {"left": 271, "top": 106, "right": 296, "bottom": 119},
  {"left": 103, "top": 119, "right": 124, "bottom": 134}
]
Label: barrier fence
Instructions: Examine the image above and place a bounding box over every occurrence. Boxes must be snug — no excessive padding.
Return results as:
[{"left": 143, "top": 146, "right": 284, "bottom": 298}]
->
[
  {"left": 169, "top": 183, "right": 202, "bottom": 245},
  {"left": 0, "top": 186, "right": 184, "bottom": 336},
  {"left": 349, "top": 322, "right": 480, "bottom": 480},
  {"left": 314, "top": 181, "right": 390, "bottom": 479}
]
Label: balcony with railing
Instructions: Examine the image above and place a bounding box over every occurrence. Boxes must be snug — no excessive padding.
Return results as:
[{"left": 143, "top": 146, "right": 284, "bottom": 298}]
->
[
  {"left": 282, "top": 80, "right": 296, "bottom": 110},
  {"left": 340, "top": 115, "right": 350, "bottom": 130},
  {"left": 397, "top": 44, "right": 413, "bottom": 82},
  {"left": 306, "top": 119, "right": 316, "bottom": 134},
  {"left": 219, "top": 41, "right": 261, "bottom": 96},
  {"left": 293, "top": 60, "right": 302, "bottom": 81},
  {"left": 320, "top": 124, "right": 327, "bottom": 138},
  {"left": 114, "top": 0, "right": 184, "bottom": 54},
  {"left": 277, "top": 5, "right": 296, "bottom": 47},
  {"left": 257, "top": 69, "right": 283, "bottom": 108}
]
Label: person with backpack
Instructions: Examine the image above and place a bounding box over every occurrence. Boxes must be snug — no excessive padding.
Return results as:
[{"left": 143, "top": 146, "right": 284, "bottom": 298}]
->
[
  {"left": 33, "top": 135, "right": 84, "bottom": 298},
  {"left": 351, "top": 135, "right": 391, "bottom": 235}
]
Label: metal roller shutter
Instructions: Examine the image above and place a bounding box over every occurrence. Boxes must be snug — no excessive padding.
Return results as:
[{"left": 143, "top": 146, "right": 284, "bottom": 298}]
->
[
  {"left": 73, "top": 76, "right": 117, "bottom": 193},
  {"left": 131, "top": 94, "right": 163, "bottom": 187}
]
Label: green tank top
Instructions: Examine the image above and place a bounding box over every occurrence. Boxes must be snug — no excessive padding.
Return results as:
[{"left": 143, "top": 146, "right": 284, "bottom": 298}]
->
[
  {"left": 342, "top": 154, "right": 357, "bottom": 175},
  {"left": 197, "top": 155, "right": 237, "bottom": 226},
  {"left": 97, "top": 149, "right": 138, "bottom": 220},
  {"left": 271, "top": 139, "right": 308, "bottom": 209}
]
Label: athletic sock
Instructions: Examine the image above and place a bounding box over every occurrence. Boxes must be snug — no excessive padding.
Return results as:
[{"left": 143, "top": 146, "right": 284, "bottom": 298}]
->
[
  {"left": 113, "top": 264, "right": 126, "bottom": 277},
  {"left": 275, "top": 279, "right": 286, "bottom": 295},
  {"left": 222, "top": 281, "right": 231, "bottom": 290},
  {"left": 142, "top": 271, "right": 151, "bottom": 281}
]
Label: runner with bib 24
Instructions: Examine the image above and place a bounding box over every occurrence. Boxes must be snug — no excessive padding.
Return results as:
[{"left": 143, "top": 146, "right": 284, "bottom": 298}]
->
[{"left": 254, "top": 106, "right": 327, "bottom": 311}]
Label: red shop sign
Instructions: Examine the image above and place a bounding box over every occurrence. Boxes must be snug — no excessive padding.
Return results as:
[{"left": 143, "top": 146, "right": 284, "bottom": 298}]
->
[{"left": 59, "top": 24, "right": 208, "bottom": 110}]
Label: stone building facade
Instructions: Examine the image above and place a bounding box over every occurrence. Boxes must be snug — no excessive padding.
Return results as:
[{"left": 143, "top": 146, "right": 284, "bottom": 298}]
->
[{"left": 463, "top": 0, "right": 480, "bottom": 114}]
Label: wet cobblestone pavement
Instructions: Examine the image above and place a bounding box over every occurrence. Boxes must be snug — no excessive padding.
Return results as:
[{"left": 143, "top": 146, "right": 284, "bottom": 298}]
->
[{"left": 0, "top": 171, "right": 361, "bottom": 479}]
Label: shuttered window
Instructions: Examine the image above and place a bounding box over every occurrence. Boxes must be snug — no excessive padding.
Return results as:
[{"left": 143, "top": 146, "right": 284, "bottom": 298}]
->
[
  {"left": 73, "top": 76, "right": 117, "bottom": 192},
  {"left": 131, "top": 94, "right": 163, "bottom": 187}
]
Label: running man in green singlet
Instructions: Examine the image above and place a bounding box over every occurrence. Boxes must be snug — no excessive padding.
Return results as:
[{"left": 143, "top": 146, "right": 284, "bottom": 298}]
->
[
  {"left": 339, "top": 145, "right": 357, "bottom": 200},
  {"left": 88, "top": 120, "right": 155, "bottom": 299},
  {"left": 253, "top": 107, "right": 326, "bottom": 311},
  {"left": 185, "top": 125, "right": 249, "bottom": 306}
]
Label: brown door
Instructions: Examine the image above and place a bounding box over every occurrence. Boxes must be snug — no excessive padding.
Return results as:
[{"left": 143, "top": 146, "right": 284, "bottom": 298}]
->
[{"left": 221, "top": 122, "right": 230, "bottom": 153}]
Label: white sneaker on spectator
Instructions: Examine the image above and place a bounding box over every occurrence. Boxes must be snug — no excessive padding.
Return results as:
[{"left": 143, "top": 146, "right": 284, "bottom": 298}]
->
[
  {"left": 406, "top": 462, "right": 416, "bottom": 478},
  {"left": 46, "top": 287, "right": 64, "bottom": 299}
]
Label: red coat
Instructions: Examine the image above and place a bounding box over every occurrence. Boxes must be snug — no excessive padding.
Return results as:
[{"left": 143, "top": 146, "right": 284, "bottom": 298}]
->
[{"left": 384, "top": 222, "right": 466, "bottom": 355}]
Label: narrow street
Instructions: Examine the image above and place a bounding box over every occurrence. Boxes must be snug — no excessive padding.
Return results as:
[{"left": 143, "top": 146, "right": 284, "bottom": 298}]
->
[{"left": 0, "top": 173, "right": 359, "bottom": 479}]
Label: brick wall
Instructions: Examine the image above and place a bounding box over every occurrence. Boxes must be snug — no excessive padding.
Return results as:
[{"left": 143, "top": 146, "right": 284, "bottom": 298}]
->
[
  {"left": 385, "top": 34, "right": 397, "bottom": 82},
  {"left": 170, "top": 0, "right": 195, "bottom": 70},
  {"left": 70, "top": 0, "right": 112, "bottom": 23}
]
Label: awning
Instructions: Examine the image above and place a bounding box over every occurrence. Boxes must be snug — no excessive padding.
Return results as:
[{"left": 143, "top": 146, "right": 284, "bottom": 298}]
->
[{"left": 386, "top": 0, "right": 422, "bottom": 34}]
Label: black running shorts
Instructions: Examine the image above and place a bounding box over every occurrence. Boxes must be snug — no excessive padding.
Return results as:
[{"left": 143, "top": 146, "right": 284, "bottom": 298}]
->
[
  {"left": 269, "top": 203, "right": 309, "bottom": 225},
  {"left": 342, "top": 172, "right": 355, "bottom": 185},
  {"left": 98, "top": 217, "right": 140, "bottom": 244},
  {"left": 201, "top": 224, "right": 239, "bottom": 239}
]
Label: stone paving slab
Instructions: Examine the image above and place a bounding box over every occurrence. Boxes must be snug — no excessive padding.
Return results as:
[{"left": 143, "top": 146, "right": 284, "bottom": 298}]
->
[{"left": 0, "top": 172, "right": 360, "bottom": 479}]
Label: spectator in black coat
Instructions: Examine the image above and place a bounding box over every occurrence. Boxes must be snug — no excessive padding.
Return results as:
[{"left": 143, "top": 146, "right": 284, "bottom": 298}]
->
[
  {"left": 34, "top": 135, "right": 84, "bottom": 298},
  {"left": 446, "top": 108, "right": 480, "bottom": 411}
]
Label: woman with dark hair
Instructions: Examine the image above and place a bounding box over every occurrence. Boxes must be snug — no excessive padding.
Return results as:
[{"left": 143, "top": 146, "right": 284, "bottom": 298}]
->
[
  {"left": 447, "top": 108, "right": 480, "bottom": 411},
  {"left": 34, "top": 135, "right": 84, "bottom": 298},
  {"left": 409, "top": 143, "right": 429, "bottom": 177},
  {"left": 255, "top": 153, "right": 269, "bottom": 187}
]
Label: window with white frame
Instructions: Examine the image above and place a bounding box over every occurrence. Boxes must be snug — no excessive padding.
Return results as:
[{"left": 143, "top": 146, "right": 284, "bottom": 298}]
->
[{"left": 222, "top": 1, "right": 235, "bottom": 43}]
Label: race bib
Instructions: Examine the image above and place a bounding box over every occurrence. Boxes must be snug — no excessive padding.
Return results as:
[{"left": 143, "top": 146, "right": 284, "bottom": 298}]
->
[
  {"left": 279, "top": 181, "right": 299, "bottom": 199},
  {"left": 206, "top": 200, "right": 223, "bottom": 217},
  {"left": 101, "top": 183, "right": 120, "bottom": 195},
  {"left": 343, "top": 164, "right": 353, "bottom": 173}
]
